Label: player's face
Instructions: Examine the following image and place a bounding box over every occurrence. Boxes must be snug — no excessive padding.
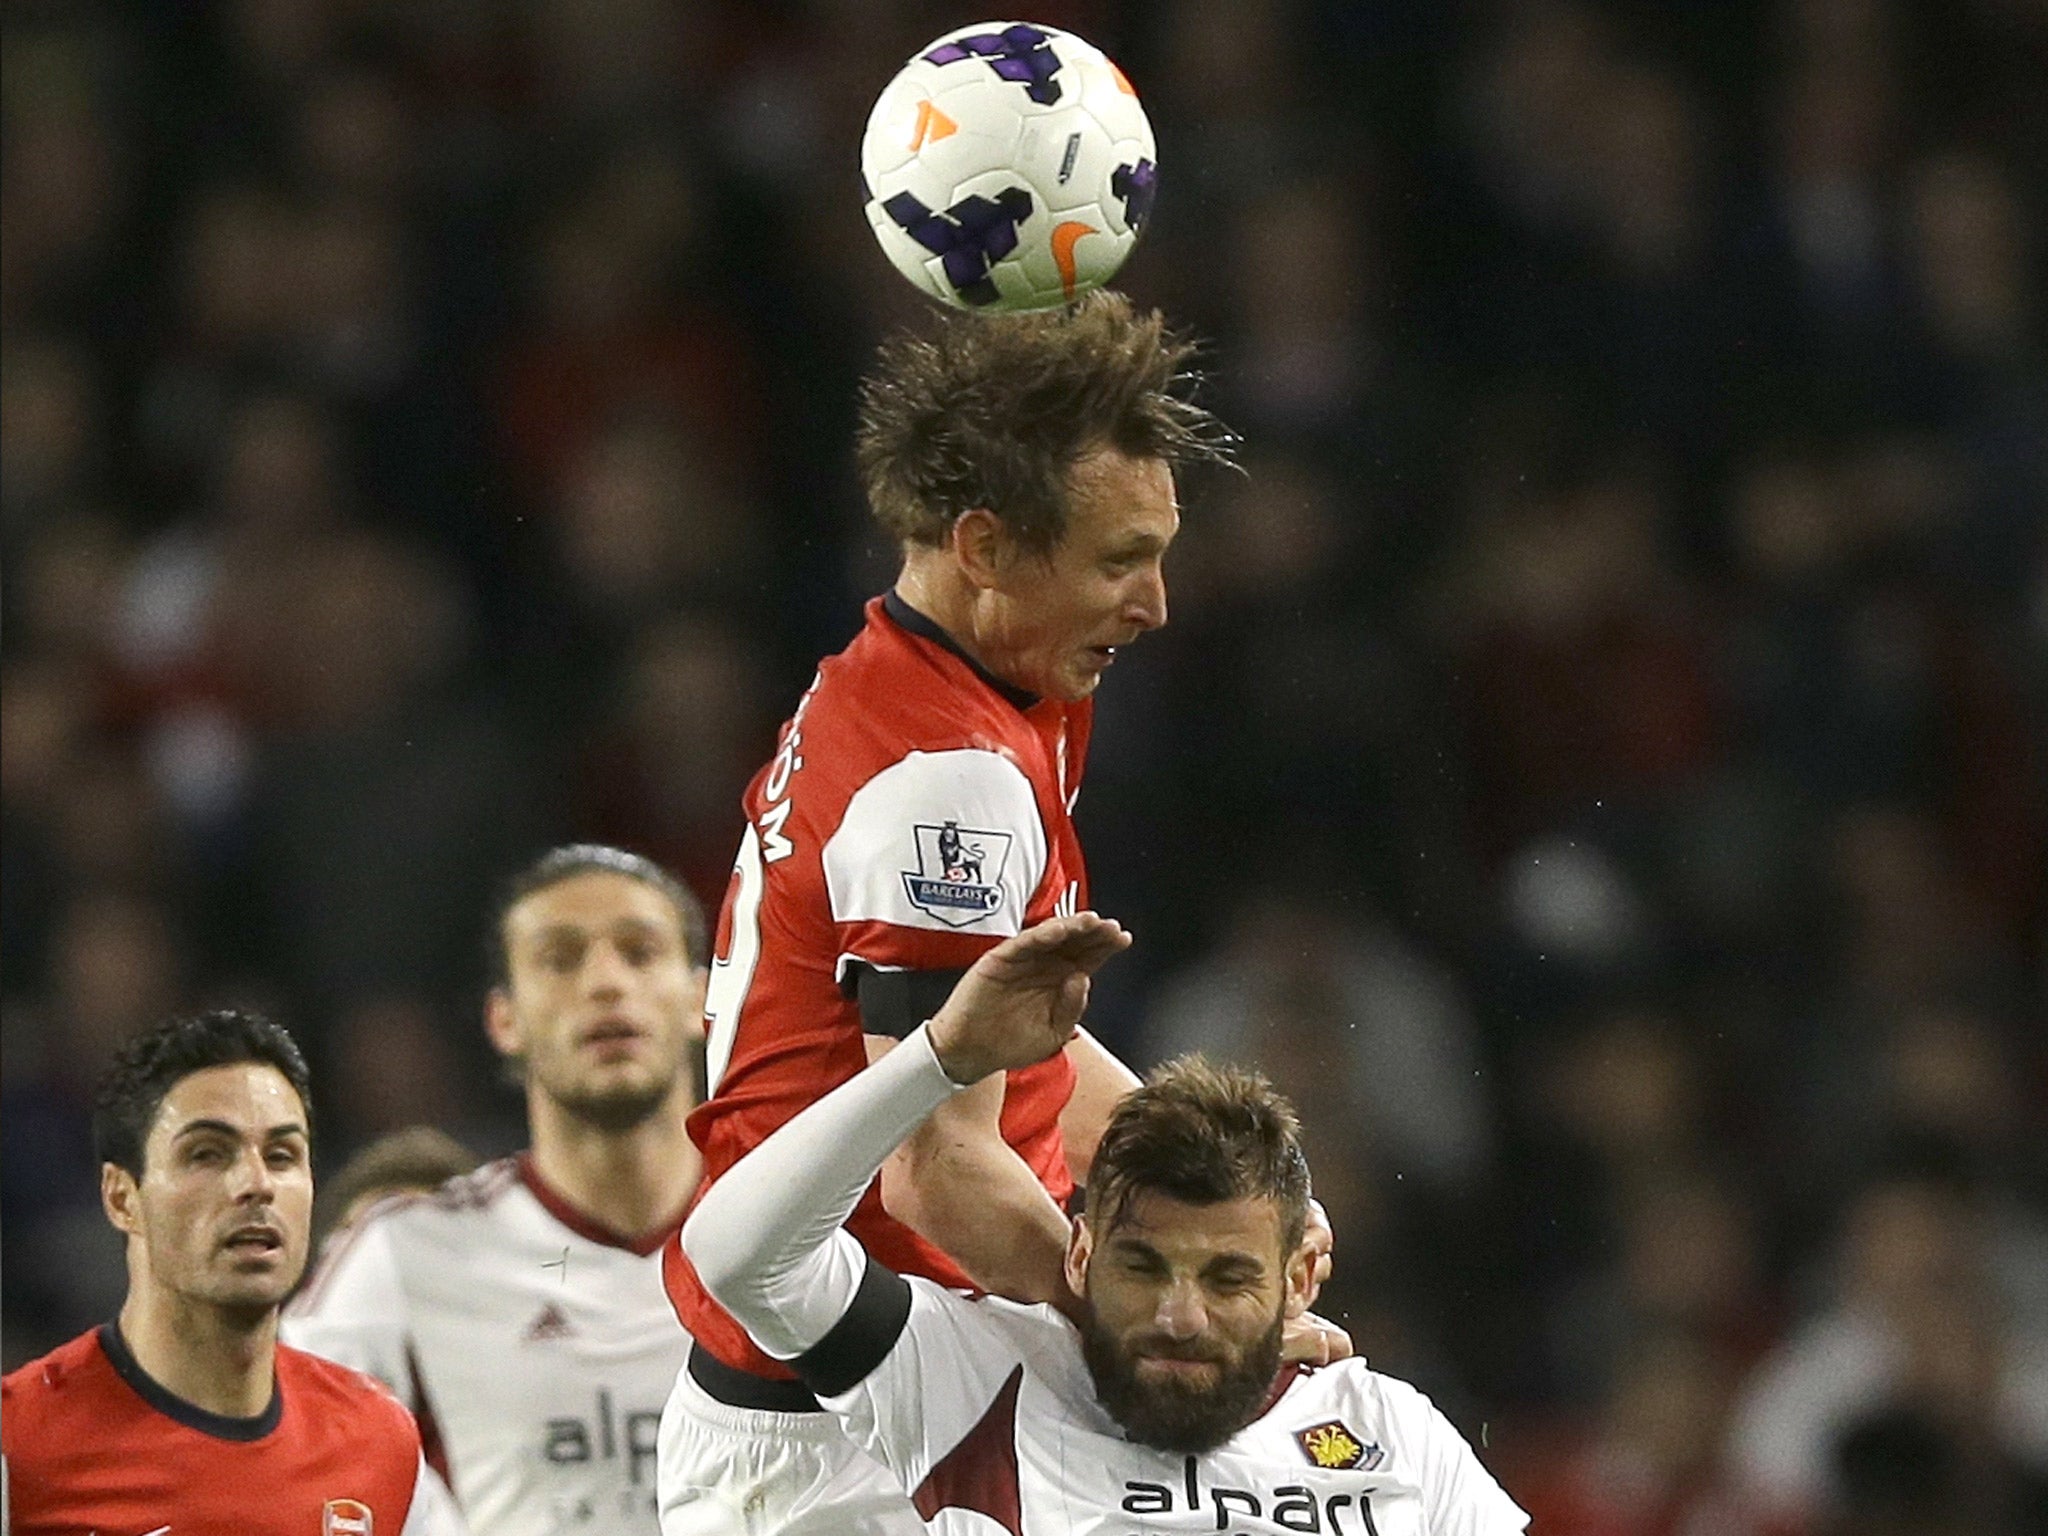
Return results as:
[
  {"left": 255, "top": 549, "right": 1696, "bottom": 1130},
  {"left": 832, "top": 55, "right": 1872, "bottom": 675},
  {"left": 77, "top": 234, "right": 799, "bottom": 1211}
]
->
[
  {"left": 108, "top": 1062, "right": 314, "bottom": 1319},
  {"left": 492, "top": 871, "right": 705, "bottom": 1132},
  {"left": 984, "top": 447, "right": 1177, "bottom": 702},
  {"left": 1069, "top": 1190, "right": 1302, "bottom": 1454}
]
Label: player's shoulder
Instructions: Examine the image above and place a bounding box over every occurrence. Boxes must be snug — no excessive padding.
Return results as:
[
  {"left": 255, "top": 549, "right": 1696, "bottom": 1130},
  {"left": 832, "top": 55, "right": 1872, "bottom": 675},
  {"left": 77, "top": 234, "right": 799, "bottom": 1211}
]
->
[
  {"left": 2, "top": 1328, "right": 113, "bottom": 1426},
  {"left": 276, "top": 1340, "right": 419, "bottom": 1440},
  {"left": 821, "top": 602, "right": 1031, "bottom": 747},
  {"left": 346, "top": 1155, "right": 522, "bottom": 1235},
  {"left": 1279, "top": 1357, "right": 1465, "bottom": 1449},
  {"left": 906, "top": 1278, "right": 1077, "bottom": 1359}
]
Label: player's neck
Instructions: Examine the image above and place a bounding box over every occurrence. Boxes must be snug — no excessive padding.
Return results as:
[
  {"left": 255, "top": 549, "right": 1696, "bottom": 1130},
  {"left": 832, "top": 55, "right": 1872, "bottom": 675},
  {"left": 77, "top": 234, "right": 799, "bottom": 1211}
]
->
[
  {"left": 117, "top": 1287, "right": 277, "bottom": 1419},
  {"left": 894, "top": 563, "right": 996, "bottom": 673},
  {"left": 527, "top": 1087, "right": 701, "bottom": 1243}
]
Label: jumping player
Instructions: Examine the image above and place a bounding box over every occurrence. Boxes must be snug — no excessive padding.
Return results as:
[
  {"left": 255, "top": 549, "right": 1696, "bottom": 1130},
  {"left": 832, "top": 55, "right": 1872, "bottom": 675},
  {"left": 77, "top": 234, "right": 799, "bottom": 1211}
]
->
[
  {"left": 685, "top": 912, "right": 1530, "bottom": 1534},
  {"left": 656, "top": 293, "right": 1341, "bottom": 1533},
  {"left": 288, "top": 845, "right": 707, "bottom": 1533},
  {"left": 2, "top": 1009, "right": 465, "bottom": 1535}
]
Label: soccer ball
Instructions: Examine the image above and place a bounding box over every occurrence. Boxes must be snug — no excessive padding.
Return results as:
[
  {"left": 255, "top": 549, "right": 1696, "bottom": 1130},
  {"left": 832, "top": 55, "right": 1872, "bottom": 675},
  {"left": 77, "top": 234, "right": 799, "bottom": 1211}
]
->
[{"left": 860, "top": 21, "right": 1158, "bottom": 311}]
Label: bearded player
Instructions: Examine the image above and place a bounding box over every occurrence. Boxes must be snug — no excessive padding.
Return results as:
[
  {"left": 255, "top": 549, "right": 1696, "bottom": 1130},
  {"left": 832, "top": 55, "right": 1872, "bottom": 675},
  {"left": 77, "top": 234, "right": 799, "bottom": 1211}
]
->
[
  {"left": 657, "top": 293, "right": 1344, "bottom": 1533},
  {"left": 3, "top": 1010, "right": 466, "bottom": 1535},
  {"left": 289, "top": 845, "right": 707, "bottom": 1533},
  {"left": 686, "top": 912, "right": 1530, "bottom": 1533}
]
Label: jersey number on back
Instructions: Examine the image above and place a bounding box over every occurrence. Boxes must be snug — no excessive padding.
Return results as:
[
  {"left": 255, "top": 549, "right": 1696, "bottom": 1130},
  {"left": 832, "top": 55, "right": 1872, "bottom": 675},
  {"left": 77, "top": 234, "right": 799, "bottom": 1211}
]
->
[{"left": 703, "top": 823, "right": 766, "bottom": 1094}]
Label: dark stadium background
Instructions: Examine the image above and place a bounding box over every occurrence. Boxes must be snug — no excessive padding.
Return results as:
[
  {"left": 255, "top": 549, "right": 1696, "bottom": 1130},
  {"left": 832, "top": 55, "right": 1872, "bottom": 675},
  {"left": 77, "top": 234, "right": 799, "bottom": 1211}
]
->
[{"left": 3, "top": 2, "right": 2042, "bottom": 1529}]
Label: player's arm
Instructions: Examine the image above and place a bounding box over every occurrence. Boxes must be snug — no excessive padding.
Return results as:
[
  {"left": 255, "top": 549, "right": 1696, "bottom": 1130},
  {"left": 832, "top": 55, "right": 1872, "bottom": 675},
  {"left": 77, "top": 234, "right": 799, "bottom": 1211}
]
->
[
  {"left": 685, "top": 914, "right": 1129, "bottom": 1364},
  {"left": 864, "top": 1029, "right": 1076, "bottom": 1307},
  {"left": 400, "top": 1458, "right": 473, "bottom": 1536},
  {"left": 281, "top": 1205, "right": 419, "bottom": 1408},
  {"left": 1405, "top": 1380, "right": 1532, "bottom": 1535},
  {"left": 1058, "top": 1025, "right": 1140, "bottom": 1185},
  {"left": 829, "top": 746, "right": 1087, "bottom": 1306}
]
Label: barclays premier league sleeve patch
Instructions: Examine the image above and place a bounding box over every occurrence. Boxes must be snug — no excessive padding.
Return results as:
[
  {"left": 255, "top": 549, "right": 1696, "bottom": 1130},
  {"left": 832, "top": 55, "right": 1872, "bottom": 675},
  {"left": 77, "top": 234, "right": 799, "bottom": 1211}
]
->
[
  {"left": 824, "top": 749, "right": 1048, "bottom": 936},
  {"left": 901, "top": 821, "right": 1016, "bottom": 927}
]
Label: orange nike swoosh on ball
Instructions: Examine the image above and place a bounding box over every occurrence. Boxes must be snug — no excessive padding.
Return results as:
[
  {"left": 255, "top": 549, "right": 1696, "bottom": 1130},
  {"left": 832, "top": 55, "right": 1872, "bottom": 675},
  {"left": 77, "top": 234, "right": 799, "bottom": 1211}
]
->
[{"left": 1051, "top": 221, "right": 1095, "bottom": 302}]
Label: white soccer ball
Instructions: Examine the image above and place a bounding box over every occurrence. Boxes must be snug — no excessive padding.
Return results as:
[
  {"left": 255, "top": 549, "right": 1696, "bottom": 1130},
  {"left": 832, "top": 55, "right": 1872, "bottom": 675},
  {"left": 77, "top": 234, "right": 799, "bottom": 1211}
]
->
[{"left": 860, "top": 21, "right": 1158, "bottom": 312}]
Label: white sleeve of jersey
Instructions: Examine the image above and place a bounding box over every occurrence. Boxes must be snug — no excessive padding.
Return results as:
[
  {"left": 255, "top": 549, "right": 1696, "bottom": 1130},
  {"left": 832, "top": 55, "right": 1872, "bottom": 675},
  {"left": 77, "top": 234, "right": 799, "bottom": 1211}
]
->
[
  {"left": 823, "top": 748, "right": 1048, "bottom": 940},
  {"left": 1387, "top": 1377, "right": 1530, "bottom": 1535},
  {"left": 400, "top": 1456, "right": 474, "bottom": 1536},
  {"left": 824, "top": 1280, "right": 1038, "bottom": 1492},
  {"left": 281, "top": 1210, "right": 418, "bottom": 1410},
  {"left": 682, "top": 1026, "right": 964, "bottom": 1359}
]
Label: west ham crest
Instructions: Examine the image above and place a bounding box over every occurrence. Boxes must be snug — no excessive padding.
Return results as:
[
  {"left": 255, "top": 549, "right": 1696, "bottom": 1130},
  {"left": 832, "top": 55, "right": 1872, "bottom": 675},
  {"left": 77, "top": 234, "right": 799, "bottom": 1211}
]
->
[
  {"left": 902, "top": 821, "right": 1013, "bottom": 927},
  {"left": 1294, "top": 1419, "right": 1383, "bottom": 1471}
]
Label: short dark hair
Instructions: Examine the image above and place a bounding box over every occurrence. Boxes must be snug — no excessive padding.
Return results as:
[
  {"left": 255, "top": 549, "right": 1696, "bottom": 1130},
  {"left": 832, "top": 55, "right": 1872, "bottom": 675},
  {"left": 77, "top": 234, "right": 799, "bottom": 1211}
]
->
[
  {"left": 1088, "top": 1056, "right": 1311, "bottom": 1256},
  {"left": 856, "top": 289, "right": 1237, "bottom": 554},
  {"left": 94, "top": 1009, "right": 315, "bottom": 1177},
  {"left": 488, "top": 843, "right": 710, "bottom": 987}
]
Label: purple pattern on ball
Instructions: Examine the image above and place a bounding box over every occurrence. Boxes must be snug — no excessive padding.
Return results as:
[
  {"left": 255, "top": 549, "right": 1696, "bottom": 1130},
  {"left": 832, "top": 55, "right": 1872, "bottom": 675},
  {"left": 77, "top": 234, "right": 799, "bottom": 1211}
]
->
[
  {"left": 1111, "top": 158, "right": 1158, "bottom": 233},
  {"left": 924, "top": 24, "right": 1065, "bottom": 106},
  {"left": 882, "top": 187, "right": 1036, "bottom": 305}
]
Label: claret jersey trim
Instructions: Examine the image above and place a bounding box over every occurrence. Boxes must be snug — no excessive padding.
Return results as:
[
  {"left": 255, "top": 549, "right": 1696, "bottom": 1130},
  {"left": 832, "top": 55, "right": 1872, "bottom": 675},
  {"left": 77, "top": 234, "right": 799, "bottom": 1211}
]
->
[
  {"left": 910, "top": 1364, "right": 1025, "bottom": 1533},
  {"left": 514, "top": 1153, "right": 682, "bottom": 1257}
]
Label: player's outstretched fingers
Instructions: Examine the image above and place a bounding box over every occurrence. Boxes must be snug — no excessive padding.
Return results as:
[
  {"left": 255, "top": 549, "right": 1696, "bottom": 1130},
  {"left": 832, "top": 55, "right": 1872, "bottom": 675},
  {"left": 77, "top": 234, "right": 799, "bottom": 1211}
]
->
[
  {"left": 1280, "top": 1310, "right": 1355, "bottom": 1367},
  {"left": 930, "top": 914, "right": 1131, "bottom": 1083}
]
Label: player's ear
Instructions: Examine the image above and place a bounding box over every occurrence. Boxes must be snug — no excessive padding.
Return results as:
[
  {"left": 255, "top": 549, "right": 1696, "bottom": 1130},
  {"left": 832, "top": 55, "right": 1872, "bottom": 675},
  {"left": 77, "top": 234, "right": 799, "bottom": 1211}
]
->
[
  {"left": 950, "top": 508, "right": 1009, "bottom": 589},
  {"left": 1063, "top": 1214, "right": 1093, "bottom": 1298},
  {"left": 484, "top": 988, "right": 521, "bottom": 1057},
  {"left": 1282, "top": 1236, "right": 1315, "bottom": 1321},
  {"left": 102, "top": 1161, "right": 141, "bottom": 1237}
]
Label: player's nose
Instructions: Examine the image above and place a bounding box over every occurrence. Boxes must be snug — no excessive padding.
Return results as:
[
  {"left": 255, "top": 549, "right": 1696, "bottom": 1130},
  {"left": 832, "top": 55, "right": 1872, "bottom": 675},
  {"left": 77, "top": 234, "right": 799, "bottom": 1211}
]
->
[
  {"left": 1152, "top": 1279, "right": 1207, "bottom": 1338},
  {"left": 228, "top": 1144, "right": 278, "bottom": 1201},
  {"left": 582, "top": 941, "right": 632, "bottom": 997},
  {"left": 1125, "top": 566, "right": 1167, "bottom": 631}
]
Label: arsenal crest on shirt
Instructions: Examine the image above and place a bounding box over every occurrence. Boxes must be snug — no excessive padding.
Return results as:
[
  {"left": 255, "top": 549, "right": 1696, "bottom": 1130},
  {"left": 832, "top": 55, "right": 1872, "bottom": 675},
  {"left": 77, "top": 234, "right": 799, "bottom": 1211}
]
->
[{"left": 324, "top": 1498, "right": 374, "bottom": 1535}]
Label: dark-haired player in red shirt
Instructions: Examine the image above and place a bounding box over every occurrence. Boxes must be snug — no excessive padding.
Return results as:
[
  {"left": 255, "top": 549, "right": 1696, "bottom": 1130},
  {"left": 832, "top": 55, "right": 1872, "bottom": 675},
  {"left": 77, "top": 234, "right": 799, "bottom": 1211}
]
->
[{"left": 3, "top": 1010, "right": 464, "bottom": 1535}]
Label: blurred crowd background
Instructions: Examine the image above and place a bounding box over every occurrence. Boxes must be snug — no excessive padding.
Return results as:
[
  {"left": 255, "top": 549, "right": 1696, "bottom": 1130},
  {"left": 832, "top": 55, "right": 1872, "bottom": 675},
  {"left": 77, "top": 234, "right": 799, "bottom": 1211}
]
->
[{"left": 3, "top": 0, "right": 2043, "bottom": 1530}]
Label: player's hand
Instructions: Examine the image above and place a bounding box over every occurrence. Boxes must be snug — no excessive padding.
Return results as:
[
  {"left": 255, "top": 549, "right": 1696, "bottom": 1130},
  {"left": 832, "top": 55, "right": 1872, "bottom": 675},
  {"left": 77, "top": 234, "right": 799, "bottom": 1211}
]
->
[
  {"left": 1299, "top": 1197, "right": 1334, "bottom": 1311},
  {"left": 1279, "top": 1197, "right": 1348, "bottom": 1364},
  {"left": 928, "top": 913, "right": 1131, "bottom": 1084},
  {"left": 1281, "top": 1310, "right": 1355, "bottom": 1367}
]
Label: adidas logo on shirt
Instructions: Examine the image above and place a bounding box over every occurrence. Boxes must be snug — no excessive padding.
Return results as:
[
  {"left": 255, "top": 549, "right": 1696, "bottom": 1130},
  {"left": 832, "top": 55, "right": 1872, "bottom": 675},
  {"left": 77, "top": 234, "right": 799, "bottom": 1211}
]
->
[{"left": 524, "top": 1304, "right": 575, "bottom": 1343}]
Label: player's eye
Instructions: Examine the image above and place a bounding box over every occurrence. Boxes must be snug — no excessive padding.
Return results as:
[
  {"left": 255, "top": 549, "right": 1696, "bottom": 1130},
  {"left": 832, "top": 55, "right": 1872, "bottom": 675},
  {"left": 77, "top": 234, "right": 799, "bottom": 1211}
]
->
[{"left": 266, "top": 1144, "right": 306, "bottom": 1170}]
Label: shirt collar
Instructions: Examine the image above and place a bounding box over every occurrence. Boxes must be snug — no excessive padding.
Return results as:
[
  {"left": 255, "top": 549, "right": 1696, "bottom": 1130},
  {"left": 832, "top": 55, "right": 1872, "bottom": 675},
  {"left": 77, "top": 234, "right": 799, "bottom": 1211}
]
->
[{"left": 881, "top": 590, "right": 1040, "bottom": 712}]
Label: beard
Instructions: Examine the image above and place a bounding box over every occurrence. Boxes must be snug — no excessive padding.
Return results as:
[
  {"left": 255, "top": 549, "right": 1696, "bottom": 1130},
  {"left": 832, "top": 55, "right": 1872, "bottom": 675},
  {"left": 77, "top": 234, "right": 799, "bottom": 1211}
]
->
[
  {"left": 533, "top": 1056, "right": 683, "bottom": 1134},
  {"left": 1078, "top": 1303, "right": 1286, "bottom": 1455}
]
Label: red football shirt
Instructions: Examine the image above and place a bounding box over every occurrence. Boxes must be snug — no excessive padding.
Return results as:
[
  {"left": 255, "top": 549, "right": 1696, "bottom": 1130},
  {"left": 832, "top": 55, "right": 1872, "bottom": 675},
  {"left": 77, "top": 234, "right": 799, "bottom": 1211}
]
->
[
  {"left": 666, "top": 594, "right": 1092, "bottom": 1377},
  {"left": 3, "top": 1324, "right": 428, "bottom": 1534}
]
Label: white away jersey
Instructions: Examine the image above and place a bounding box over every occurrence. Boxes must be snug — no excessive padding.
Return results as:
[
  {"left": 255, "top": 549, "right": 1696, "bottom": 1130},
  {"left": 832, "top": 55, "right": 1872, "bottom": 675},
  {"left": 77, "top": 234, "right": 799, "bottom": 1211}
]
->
[
  {"left": 828, "top": 1277, "right": 1529, "bottom": 1535},
  {"left": 286, "top": 1156, "right": 690, "bottom": 1535}
]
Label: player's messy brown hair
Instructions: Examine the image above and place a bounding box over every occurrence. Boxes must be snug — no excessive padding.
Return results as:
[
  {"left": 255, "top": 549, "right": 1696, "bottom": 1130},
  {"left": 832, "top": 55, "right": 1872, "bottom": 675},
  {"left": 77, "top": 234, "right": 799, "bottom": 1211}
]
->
[
  {"left": 856, "top": 290, "right": 1237, "bottom": 554},
  {"left": 1087, "top": 1055, "right": 1311, "bottom": 1256}
]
